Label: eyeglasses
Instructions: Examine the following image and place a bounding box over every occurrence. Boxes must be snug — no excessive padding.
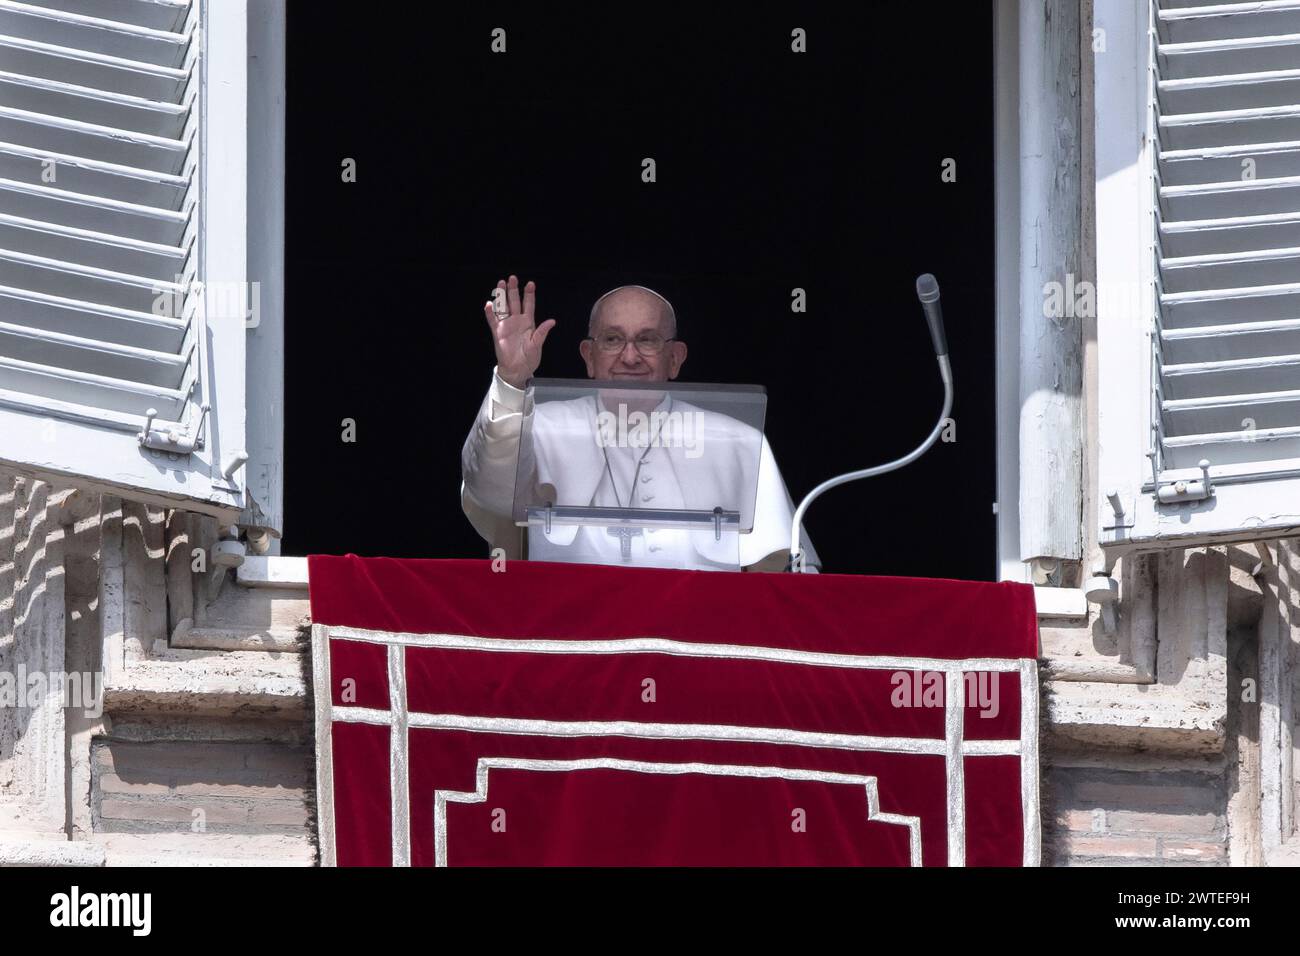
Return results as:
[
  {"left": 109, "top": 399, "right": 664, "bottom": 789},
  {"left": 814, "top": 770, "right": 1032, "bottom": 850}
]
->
[{"left": 586, "top": 331, "right": 676, "bottom": 356}]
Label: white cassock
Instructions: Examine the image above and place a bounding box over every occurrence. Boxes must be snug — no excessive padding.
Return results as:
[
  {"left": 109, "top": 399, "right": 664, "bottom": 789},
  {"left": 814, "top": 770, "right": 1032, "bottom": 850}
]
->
[{"left": 461, "top": 368, "right": 820, "bottom": 571}]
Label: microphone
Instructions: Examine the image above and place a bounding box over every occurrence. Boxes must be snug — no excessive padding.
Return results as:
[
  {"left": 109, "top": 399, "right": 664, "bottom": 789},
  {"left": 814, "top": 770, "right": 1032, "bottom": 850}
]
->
[
  {"left": 915, "top": 273, "right": 948, "bottom": 357},
  {"left": 787, "top": 272, "right": 955, "bottom": 571}
]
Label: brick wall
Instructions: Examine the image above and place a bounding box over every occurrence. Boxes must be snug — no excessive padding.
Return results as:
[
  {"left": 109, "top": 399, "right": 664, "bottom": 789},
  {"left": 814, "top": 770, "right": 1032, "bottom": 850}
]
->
[
  {"left": 92, "top": 739, "right": 311, "bottom": 837},
  {"left": 1043, "top": 763, "right": 1228, "bottom": 866}
]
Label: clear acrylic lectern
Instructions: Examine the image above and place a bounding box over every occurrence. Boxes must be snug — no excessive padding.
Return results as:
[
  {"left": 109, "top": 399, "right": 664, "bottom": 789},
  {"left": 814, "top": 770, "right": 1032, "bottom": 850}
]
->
[{"left": 511, "top": 378, "right": 767, "bottom": 571}]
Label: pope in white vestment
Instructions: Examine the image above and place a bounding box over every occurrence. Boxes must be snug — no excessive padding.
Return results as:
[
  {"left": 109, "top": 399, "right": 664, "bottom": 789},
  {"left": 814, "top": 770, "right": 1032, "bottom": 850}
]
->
[{"left": 460, "top": 277, "right": 818, "bottom": 572}]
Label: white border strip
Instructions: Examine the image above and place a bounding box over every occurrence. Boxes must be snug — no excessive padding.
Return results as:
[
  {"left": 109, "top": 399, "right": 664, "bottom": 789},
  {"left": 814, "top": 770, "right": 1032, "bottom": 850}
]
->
[
  {"left": 433, "top": 757, "right": 923, "bottom": 868},
  {"left": 311, "top": 624, "right": 336, "bottom": 867},
  {"left": 945, "top": 671, "right": 966, "bottom": 866},
  {"left": 326, "top": 626, "right": 1024, "bottom": 673},
  {"left": 1020, "top": 658, "right": 1042, "bottom": 866},
  {"left": 388, "top": 643, "right": 410, "bottom": 867},
  {"left": 334, "top": 707, "right": 1022, "bottom": 757}
]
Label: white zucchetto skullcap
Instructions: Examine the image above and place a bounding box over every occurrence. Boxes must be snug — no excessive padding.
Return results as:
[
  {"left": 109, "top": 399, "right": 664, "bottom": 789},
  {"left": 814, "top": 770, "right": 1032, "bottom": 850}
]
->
[{"left": 588, "top": 285, "right": 677, "bottom": 335}]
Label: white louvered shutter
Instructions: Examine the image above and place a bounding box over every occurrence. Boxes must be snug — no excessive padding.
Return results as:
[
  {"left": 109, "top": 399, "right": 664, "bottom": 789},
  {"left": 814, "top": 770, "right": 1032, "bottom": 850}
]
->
[
  {"left": 0, "top": 0, "right": 252, "bottom": 521},
  {"left": 1097, "top": 0, "right": 1300, "bottom": 551}
]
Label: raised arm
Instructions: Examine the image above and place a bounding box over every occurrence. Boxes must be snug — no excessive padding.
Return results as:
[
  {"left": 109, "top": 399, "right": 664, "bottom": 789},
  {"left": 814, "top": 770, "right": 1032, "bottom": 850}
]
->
[{"left": 462, "top": 275, "right": 555, "bottom": 548}]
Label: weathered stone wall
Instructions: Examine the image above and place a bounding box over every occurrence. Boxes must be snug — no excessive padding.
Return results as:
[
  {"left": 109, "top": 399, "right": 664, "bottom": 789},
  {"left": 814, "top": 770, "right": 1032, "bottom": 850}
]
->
[
  {"left": 1039, "top": 541, "right": 1300, "bottom": 866},
  {"left": 0, "top": 474, "right": 71, "bottom": 841},
  {"left": 0, "top": 467, "right": 1295, "bottom": 866},
  {"left": 0, "top": 472, "right": 313, "bottom": 866}
]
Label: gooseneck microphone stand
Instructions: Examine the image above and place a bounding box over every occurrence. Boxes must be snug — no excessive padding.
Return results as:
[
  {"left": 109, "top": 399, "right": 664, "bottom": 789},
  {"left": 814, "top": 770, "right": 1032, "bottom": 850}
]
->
[{"left": 789, "top": 274, "right": 954, "bottom": 573}]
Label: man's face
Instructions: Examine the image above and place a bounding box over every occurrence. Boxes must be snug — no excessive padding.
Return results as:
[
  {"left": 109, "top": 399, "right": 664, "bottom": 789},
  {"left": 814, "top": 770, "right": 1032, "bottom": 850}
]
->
[{"left": 580, "top": 291, "right": 687, "bottom": 382}]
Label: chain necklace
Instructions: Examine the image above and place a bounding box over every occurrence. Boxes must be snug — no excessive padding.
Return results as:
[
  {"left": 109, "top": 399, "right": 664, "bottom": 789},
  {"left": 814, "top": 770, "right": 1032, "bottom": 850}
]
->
[
  {"left": 600, "top": 440, "right": 655, "bottom": 508},
  {"left": 596, "top": 398, "right": 667, "bottom": 509}
]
